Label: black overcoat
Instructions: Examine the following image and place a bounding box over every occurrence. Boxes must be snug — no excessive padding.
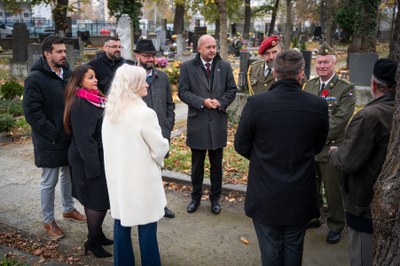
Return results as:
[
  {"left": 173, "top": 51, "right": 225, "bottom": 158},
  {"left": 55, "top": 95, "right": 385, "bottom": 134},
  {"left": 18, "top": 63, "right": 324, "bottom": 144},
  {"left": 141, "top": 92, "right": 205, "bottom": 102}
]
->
[
  {"left": 68, "top": 98, "right": 109, "bottom": 210},
  {"left": 234, "top": 79, "right": 329, "bottom": 226},
  {"left": 178, "top": 53, "right": 237, "bottom": 150},
  {"left": 23, "top": 57, "right": 71, "bottom": 168}
]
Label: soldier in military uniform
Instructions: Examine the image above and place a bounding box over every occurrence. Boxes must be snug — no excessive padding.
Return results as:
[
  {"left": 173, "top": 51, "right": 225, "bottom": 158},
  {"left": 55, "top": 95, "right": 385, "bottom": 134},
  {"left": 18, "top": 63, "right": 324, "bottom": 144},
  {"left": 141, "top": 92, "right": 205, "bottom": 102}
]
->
[
  {"left": 303, "top": 43, "right": 356, "bottom": 244},
  {"left": 247, "top": 35, "right": 281, "bottom": 95}
]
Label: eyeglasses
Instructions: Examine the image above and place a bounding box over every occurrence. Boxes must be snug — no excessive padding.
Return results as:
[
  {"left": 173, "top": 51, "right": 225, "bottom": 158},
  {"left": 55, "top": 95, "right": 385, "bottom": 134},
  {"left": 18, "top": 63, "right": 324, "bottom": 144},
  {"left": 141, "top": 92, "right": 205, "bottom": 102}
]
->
[
  {"left": 139, "top": 53, "right": 156, "bottom": 59},
  {"left": 106, "top": 45, "right": 123, "bottom": 49}
]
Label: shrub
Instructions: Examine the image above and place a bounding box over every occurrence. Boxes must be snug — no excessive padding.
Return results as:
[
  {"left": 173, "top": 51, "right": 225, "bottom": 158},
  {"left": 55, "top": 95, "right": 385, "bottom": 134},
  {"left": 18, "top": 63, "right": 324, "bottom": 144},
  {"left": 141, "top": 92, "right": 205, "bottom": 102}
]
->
[
  {"left": 0, "top": 99, "right": 23, "bottom": 116},
  {"left": 0, "top": 113, "right": 16, "bottom": 132},
  {"left": 1, "top": 80, "right": 23, "bottom": 100}
]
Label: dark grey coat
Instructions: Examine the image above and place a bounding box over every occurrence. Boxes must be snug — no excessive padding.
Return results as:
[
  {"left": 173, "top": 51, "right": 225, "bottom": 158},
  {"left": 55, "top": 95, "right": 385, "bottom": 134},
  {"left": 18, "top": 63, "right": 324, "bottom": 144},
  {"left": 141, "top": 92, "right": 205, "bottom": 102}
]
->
[
  {"left": 178, "top": 53, "right": 237, "bottom": 150},
  {"left": 142, "top": 68, "right": 175, "bottom": 141}
]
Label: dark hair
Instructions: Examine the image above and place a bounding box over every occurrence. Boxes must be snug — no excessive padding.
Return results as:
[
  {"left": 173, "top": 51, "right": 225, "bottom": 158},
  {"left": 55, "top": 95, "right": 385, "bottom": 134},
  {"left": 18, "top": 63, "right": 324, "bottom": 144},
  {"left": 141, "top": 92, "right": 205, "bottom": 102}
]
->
[
  {"left": 274, "top": 50, "right": 305, "bottom": 80},
  {"left": 41, "top": 36, "right": 65, "bottom": 56},
  {"left": 104, "top": 37, "right": 120, "bottom": 44},
  {"left": 63, "top": 64, "right": 97, "bottom": 134}
]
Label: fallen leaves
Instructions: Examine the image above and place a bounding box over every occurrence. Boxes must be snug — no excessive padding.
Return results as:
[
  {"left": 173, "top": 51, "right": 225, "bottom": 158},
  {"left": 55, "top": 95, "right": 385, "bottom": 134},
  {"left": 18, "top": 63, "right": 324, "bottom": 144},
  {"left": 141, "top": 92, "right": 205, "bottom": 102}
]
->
[{"left": 240, "top": 236, "right": 249, "bottom": 244}]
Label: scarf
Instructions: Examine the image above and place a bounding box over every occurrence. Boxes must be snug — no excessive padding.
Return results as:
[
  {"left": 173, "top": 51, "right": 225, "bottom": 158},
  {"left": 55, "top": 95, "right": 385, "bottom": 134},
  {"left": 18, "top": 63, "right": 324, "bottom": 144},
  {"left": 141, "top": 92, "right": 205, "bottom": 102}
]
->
[{"left": 76, "top": 88, "right": 106, "bottom": 108}]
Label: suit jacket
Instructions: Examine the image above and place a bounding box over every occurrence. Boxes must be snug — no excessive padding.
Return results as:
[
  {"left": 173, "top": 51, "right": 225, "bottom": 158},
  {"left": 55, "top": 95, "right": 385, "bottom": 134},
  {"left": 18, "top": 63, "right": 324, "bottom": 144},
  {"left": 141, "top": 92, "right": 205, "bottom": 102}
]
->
[
  {"left": 178, "top": 53, "right": 237, "bottom": 150},
  {"left": 234, "top": 78, "right": 329, "bottom": 226},
  {"left": 142, "top": 68, "right": 175, "bottom": 141},
  {"left": 303, "top": 74, "right": 356, "bottom": 162}
]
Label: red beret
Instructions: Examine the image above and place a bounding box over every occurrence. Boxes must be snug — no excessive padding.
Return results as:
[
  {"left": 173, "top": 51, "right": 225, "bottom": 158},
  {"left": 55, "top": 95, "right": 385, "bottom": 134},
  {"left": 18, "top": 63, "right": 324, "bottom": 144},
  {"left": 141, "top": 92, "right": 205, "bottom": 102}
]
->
[{"left": 258, "top": 36, "right": 279, "bottom": 55}]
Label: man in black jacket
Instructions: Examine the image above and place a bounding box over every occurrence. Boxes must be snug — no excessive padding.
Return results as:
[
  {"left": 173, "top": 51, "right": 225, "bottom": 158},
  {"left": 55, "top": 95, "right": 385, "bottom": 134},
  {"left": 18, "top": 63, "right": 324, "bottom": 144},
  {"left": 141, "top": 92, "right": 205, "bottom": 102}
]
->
[
  {"left": 235, "top": 50, "right": 329, "bottom": 265},
  {"left": 88, "top": 37, "right": 129, "bottom": 94},
  {"left": 329, "top": 59, "right": 397, "bottom": 266},
  {"left": 23, "top": 36, "right": 86, "bottom": 240}
]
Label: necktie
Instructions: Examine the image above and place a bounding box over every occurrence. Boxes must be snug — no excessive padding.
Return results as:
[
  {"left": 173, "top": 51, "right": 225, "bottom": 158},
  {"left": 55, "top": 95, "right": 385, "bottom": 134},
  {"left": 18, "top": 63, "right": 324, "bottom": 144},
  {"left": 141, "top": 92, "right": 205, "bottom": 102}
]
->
[
  {"left": 146, "top": 75, "right": 152, "bottom": 85},
  {"left": 205, "top": 63, "right": 211, "bottom": 78},
  {"left": 319, "top": 82, "right": 325, "bottom": 93},
  {"left": 264, "top": 67, "right": 270, "bottom": 78}
]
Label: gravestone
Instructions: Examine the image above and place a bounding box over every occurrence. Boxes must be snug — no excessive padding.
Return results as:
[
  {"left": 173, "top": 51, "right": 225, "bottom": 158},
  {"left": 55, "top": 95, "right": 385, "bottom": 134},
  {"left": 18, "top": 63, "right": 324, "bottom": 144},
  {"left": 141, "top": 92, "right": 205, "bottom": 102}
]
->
[
  {"left": 302, "top": 50, "right": 312, "bottom": 80},
  {"left": 10, "top": 23, "right": 29, "bottom": 78},
  {"left": 193, "top": 27, "right": 207, "bottom": 51},
  {"left": 117, "top": 14, "right": 133, "bottom": 60},
  {"left": 313, "top": 26, "right": 322, "bottom": 41},
  {"left": 238, "top": 51, "right": 250, "bottom": 89},
  {"left": 147, "top": 32, "right": 159, "bottom": 52},
  {"left": 349, "top": 52, "right": 378, "bottom": 86},
  {"left": 176, "top": 34, "right": 185, "bottom": 55}
]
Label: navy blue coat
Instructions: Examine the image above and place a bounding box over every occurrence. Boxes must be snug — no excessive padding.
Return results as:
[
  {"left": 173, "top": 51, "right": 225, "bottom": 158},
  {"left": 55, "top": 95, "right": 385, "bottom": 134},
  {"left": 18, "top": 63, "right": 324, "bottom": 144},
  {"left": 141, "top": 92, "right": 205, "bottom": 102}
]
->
[{"left": 234, "top": 79, "right": 329, "bottom": 226}]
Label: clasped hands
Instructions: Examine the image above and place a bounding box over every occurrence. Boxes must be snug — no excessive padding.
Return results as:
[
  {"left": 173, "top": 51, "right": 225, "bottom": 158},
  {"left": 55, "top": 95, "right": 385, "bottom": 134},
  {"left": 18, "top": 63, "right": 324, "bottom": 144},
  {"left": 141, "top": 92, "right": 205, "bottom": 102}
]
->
[{"left": 203, "top": 98, "right": 221, "bottom": 109}]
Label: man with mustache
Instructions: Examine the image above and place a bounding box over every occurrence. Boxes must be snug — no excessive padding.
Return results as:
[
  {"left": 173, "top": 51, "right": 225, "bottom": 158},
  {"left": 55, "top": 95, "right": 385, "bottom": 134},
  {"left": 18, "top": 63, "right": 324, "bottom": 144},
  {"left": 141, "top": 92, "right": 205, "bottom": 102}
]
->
[{"left": 23, "top": 36, "right": 86, "bottom": 240}]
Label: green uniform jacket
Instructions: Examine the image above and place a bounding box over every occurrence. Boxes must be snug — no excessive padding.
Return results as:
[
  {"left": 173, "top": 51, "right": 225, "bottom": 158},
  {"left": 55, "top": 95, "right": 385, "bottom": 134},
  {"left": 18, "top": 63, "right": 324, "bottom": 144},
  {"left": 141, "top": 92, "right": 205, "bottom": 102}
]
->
[
  {"left": 247, "top": 60, "right": 275, "bottom": 95},
  {"left": 303, "top": 74, "right": 356, "bottom": 162}
]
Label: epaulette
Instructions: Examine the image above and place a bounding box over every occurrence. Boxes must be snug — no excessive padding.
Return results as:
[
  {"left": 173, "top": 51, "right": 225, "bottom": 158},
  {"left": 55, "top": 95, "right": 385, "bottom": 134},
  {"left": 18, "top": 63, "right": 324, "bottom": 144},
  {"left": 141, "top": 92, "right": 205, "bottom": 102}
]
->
[
  {"left": 250, "top": 60, "right": 264, "bottom": 67},
  {"left": 304, "top": 76, "right": 319, "bottom": 84},
  {"left": 338, "top": 78, "right": 350, "bottom": 84}
]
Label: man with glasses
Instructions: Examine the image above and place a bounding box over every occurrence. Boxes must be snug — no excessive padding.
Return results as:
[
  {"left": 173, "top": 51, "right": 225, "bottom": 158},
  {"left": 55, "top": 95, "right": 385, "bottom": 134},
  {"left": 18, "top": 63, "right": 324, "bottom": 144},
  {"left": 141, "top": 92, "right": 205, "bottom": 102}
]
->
[
  {"left": 134, "top": 39, "right": 176, "bottom": 219},
  {"left": 88, "top": 37, "right": 131, "bottom": 94}
]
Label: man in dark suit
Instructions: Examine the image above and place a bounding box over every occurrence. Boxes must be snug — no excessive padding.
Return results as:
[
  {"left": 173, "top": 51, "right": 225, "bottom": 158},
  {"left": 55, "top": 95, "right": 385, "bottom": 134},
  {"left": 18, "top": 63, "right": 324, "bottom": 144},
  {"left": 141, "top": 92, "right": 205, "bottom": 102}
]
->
[
  {"left": 134, "top": 39, "right": 176, "bottom": 219},
  {"left": 234, "top": 50, "right": 329, "bottom": 265},
  {"left": 178, "top": 35, "right": 237, "bottom": 214}
]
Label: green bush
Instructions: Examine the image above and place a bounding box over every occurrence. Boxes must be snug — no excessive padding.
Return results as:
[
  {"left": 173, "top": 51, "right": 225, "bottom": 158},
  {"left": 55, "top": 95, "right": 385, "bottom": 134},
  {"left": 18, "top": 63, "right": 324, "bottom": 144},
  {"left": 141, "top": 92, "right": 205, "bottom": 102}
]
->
[
  {"left": 0, "top": 113, "right": 16, "bottom": 132},
  {"left": 1, "top": 80, "right": 23, "bottom": 100},
  {"left": 0, "top": 99, "right": 23, "bottom": 116}
]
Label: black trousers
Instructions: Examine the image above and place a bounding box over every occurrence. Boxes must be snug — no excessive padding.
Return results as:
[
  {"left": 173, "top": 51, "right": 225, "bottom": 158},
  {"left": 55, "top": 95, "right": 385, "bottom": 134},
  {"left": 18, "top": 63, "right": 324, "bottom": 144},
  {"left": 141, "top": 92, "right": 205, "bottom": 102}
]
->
[{"left": 190, "top": 148, "right": 223, "bottom": 202}]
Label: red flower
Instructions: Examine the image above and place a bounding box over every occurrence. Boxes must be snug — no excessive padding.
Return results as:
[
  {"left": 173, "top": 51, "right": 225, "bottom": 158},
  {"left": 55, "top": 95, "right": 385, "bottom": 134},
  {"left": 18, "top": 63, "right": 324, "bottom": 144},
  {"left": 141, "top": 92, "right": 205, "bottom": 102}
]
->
[{"left": 321, "top": 89, "right": 329, "bottom": 97}]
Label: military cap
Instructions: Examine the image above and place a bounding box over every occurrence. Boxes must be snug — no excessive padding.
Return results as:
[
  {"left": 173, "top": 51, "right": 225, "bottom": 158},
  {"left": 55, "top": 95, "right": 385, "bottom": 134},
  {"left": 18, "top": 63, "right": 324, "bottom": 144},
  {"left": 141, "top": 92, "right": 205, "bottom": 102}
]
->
[
  {"left": 373, "top": 58, "right": 397, "bottom": 86},
  {"left": 317, "top": 42, "right": 335, "bottom": 56},
  {"left": 258, "top": 35, "right": 279, "bottom": 55}
]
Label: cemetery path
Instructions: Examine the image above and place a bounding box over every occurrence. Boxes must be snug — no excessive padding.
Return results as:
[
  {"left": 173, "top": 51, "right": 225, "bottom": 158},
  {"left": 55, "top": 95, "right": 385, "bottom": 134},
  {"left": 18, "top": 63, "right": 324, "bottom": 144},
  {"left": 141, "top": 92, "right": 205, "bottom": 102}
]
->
[{"left": 0, "top": 140, "right": 349, "bottom": 265}]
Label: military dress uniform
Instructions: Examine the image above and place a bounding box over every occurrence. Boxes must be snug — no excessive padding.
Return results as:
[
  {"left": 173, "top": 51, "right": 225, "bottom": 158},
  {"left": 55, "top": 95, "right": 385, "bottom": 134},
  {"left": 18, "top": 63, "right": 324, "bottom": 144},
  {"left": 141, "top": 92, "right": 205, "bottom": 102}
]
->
[
  {"left": 303, "top": 74, "right": 356, "bottom": 234},
  {"left": 247, "top": 61, "right": 275, "bottom": 95}
]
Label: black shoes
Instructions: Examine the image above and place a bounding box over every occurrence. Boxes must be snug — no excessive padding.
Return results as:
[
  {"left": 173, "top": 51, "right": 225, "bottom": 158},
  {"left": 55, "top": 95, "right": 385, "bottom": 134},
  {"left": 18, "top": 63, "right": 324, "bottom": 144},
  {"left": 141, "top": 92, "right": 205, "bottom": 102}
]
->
[
  {"left": 326, "top": 231, "right": 341, "bottom": 244},
  {"left": 84, "top": 241, "right": 112, "bottom": 258},
  {"left": 211, "top": 200, "right": 221, "bottom": 215},
  {"left": 306, "top": 218, "right": 321, "bottom": 229},
  {"left": 164, "top": 207, "right": 175, "bottom": 218},
  {"left": 187, "top": 199, "right": 200, "bottom": 213}
]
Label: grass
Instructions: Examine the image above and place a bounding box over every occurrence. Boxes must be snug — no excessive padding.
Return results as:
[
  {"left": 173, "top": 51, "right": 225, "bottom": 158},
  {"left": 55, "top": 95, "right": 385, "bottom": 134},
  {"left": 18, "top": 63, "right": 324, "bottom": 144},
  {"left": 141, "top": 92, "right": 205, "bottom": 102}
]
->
[{"left": 164, "top": 123, "right": 249, "bottom": 185}]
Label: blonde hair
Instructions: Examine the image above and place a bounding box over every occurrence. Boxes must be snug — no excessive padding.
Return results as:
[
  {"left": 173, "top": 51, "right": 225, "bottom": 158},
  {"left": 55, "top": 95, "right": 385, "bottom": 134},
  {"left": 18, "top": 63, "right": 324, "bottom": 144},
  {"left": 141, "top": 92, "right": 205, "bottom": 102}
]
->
[{"left": 104, "top": 64, "right": 146, "bottom": 122}]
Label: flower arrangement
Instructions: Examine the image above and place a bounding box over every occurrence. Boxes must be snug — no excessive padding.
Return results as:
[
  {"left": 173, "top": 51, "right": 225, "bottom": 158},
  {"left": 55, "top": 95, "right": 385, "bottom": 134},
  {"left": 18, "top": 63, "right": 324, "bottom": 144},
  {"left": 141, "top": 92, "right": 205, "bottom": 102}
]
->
[
  {"left": 155, "top": 57, "right": 168, "bottom": 68},
  {"left": 164, "top": 61, "right": 182, "bottom": 85}
]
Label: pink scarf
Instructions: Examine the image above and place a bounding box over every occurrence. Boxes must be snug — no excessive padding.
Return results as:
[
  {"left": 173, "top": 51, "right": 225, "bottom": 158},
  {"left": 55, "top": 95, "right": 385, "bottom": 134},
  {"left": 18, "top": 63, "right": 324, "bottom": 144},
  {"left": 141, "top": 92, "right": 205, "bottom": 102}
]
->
[{"left": 76, "top": 88, "right": 106, "bottom": 108}]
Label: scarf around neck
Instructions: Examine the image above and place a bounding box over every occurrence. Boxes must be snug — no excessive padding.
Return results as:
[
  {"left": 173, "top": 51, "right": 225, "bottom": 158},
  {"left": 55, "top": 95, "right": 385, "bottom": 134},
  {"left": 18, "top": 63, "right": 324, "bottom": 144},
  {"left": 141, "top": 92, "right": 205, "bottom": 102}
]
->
[{"left": 76, "top": 88, "right": 106, "bottom": 108}]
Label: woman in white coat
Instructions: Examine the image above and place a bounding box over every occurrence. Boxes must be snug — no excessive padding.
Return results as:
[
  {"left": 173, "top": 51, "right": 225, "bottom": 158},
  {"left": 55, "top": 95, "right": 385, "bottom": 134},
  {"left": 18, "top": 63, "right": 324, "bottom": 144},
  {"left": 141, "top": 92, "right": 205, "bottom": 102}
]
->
[{"left": 102, "top": 64, "right": 169, "bottom": 266}]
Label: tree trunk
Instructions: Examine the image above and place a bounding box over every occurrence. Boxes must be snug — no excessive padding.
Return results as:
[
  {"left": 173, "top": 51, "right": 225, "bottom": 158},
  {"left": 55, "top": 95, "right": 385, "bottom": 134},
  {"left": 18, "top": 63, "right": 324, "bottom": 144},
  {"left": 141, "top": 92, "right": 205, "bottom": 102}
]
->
[
  {"left": 268, "top": 0, "right": 280, "bottom": 36},
  {"left": 217, "top": 0, "right": 228, "bottom": 60},
  {"left": 243, "top": 0, "right": 251, "bottom": 39},
  {"left": 325, "top": 0, "right": 334, "bottom": 45},
  {"left": 388, "top": 0, "right": 400, "bottom": 61},
  {"left": 215, "top": 18, "right": 220, "bottom": 40},
  {"left": 173, "top": 3, "right": 185, "bottom": 34},
  {"left": 320, "top": 0, "right": 327, "bottom": 42},
  {"left": 371, "top": 47, "right": 400, "bottom": 265},
  {"left": 348, "top": 0, "right": 379, "bottom": 53},
  {"left": 52, "top": 0, "right": 69, "bottom": 37},
  {"left": 284, "top": 0, "right": 292, "bottom": 49}
]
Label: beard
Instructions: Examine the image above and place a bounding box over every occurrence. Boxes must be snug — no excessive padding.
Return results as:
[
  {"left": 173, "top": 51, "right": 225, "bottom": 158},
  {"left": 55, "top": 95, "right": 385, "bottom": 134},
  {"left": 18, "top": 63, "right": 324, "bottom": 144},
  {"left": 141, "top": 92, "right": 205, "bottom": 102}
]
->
[
  {"left": 140, "top": 61, "right": 154, "bottom": 71},
  {"left": 53, "top": 59, "right": 66, "bottom": 68}
]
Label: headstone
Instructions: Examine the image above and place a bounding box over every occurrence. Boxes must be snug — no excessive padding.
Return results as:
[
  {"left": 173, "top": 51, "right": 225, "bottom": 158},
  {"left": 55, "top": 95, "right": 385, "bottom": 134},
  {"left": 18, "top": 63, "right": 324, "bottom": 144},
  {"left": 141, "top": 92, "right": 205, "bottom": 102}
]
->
[
  {"left": 238, "top": 51, "right": 250, "bottom": 88},
  {"left": 147, "top": 32, "right": 159, "bottom": 52},
  {"left": 10, "top": 23, "right": 29, "bottom": 78},
  {"left": 161, "top": 19, "right": 167, "bottom": 30},
  {"left": 349, "top": 52, "right": 378, "bottom": 86},
  {"left": 231, "top": 23, "right": 237, "bottom": 36},
  {"left": 176, "top": 34, "right": 185, "bottom": 55},
  {"left": 11, "top": 23, "right": 29, "bottom": 63},
  {"left": 302, "top": 50, "right": 312, "bottom": 80},
  {"left": 157, "top": 30, "right": 167, "bottom": 51},
  {"left": 116, "top": 14, "right": 133, "bottom": 60},
  {"left": 313, "top": 26, "right": 322, "bottom": 41},
  {"left": 193, "top": 27, "right": 207, "bottom": 51}
]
